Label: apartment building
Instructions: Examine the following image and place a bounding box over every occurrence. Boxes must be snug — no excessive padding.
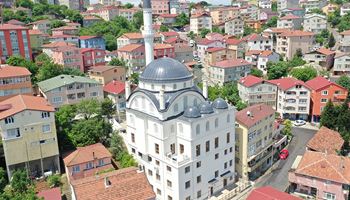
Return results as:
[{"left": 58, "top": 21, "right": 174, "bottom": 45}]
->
[
  {"left": 84, "top": 5, "right": 119, "bottom": 21},
  {"left": 117, "top": 32, "right": 161, "bottom": 49},
  {"left": 277, "top": 14, "right": 302, "bottom": 30},
  {"left": 190, "top": 12, "right": 212, "bottom": 34},
  {"left": 37, "top": 75, "right": 103, "bottom": 108},
  {"left": 245, "top": 50, "right": 279, "bottom": 74},
  {"left": 0, "top": 95, "right": 60, "bottom": 179},
  {"left": 0, "top": 65, "right": 32, "bottom": 101},
  {"left": 241, "top": 33, "right": 273, "bottom": 51},
  {"left": 196, "top": 39, "right": 226, "bottom": 62},
  {"left": 339, "top": 30, "right": 350, "bottom": 52},
  {"left": 99, "top": 0, "right": 120, "bottom": 5},
  {"left": 289, "top": 151, "right": 350, "bottom": 200},
  {"left": 29, "top": 19, "right": 51, "bottom": 34},
  {"left": 52, "top": 26, "right": 79, "bottom": 36},
  {"left": 259, "top": 0, "right": 272, "bottom": 8},
  {"left": 280, "top": 7, "right": 305, "bottom": 17},
  {"left": 170, "top": 1, "right": 190, "bottom": 16},
  {"left": 157, "top": 14, "right": 178, "bottom": 26},
  {"left": 259, "top": 9, "right": 278, "bottom": 21},
  {"left": 151, "top": 0, "right": 170, "bottom": 15},
  {"left": 333, "top": 52, "right": 350, "bottom": 76},
  {"left": 277, "top": 0, "right": 300, "bottom": 12},
  {"left": 82, "top": 15, "right": 103, "bottom": 27},
  {"left": 79, "top": 36, "right": 106, "bottom": 50},
  {"left": 42, "top": 41, "right": 76, "bottom": 57},
  {"left": 119, "top": 8, "right": 140, "bottom": 21},
  {"left": 103, "top": 80, "right": 128, "bottom": 112},
  {"left": 207, "top": 59, "right": 252, "bottom": 86},
  {"left": 225, "top": 17, "right": 244, "bottom": 36},
  {"left": 303, "top": 14, "right": 327, "bottom": 33},
  {"left": 276, "top": 30, "right": 315, "bottom": 60},
  {"left": 80, "top": 48, "right": 106, "bottom": 72},
  {"left": 235, "top": 104, "right": 276, "bottom": 180},
  {"left": 49, "top": 35, "right": 79, "bottom": 46},
  {"left": 210, "top": 7, "right": 240, "bottom": 25},
  {"left": 299, "top": 0, "right": 327, "bottom": 12},
  {"left": 238, "top": 75, "right": 278, "bottom": 108},
  {"left": 306, "top": 76, "right": 348, "bottom": 123},
  {"left": 29, "top": 30, "right": 48, "bottom": 52},
  {"left": 341, "top": 3, "right": 350, "bottom": 16},
  {"left": 304, "top": 48, "right": 335, "bottom": 70},
  {"left": 226, "top": 38, "right": 246, "bottom": 59},
  {"left": 0, "top": 24, "right": 32, "bottom": 62},
  {"left": 269, "top": 77, "right": 311, "bottom": 120},
  {"left": 204, "top": 47, "right": 235, "bottom": 65},
  {"left": 88, "top": 65, "right": 126, "bottom": 85},
  {"left": 52, "top": 46, "right": 84, "bottom": 72}
]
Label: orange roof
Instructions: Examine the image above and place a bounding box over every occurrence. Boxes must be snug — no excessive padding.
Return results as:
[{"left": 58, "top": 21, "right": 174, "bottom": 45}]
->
[
  {"left": 316, "top": 47, "right": 335, "bottom": 55},
  {"left": 117, "top": 44, "right": 144, "bottom": 52},
  {"left": 0, "top": 95, "right": 54, "bottom": 120},
  {"left": 83, "top": 15, "right": 101, "bottom": 20},
  {"left": 266, "top": 27, "right": 291, "bottom": 34},
  {"left": 245, "top": 50, "right": 263, "bottom": 56},
  {"left": 29, "top": 29, "right": 45, "bottom": 35},
  {"left": 0, "top": 23, "right": 28, "bottom": 30},
  {"left": 154, "top": 43, "right": 174, "bottom": 49},
  {"left": 279, "top": 30, "right": 314, "bottom": 37},
  {"left": 279, "top": 14, "right": 300, "bottom": 20},
  {"left": 0, "top": 65, "right": 31, "bottom": 78},
  {"left": 63, "top": 143, "right": 112, "bottom": 167},
  {"left": 306, "top": 76, "right": 346, "bottom": 91},
  {"left": 340, "top": 30, "right": 350, "bottom": 35},
  {"left": 120, "top": 32, "right": 143, "bottom": 39},
  {"left": 239, "top": 75, "right": 264, "bottom": 87},
  {"left": 191, "top": 12, "right": 211, "bottom": 18},
  {"left": 213, "top": 59, "right": 251, "bottom": 68},
  {"left": 247, "top": 186, "right": 301, "bottom": 200},
  {"left": 260, "top": 50, "right": 274, "bottom": 57},
  {"left": 206, "top": 47, "right": 225, "bottom": 53},
  {"left": 71, "top": 167, "right": 155, "bottom": 200},
  {"left": 225, "top": 38, "right": 243, "bottom": 45},
  {"left": 37, "top": 187, "right": 61, "bottom": 200},
  {"left": 307, "top": 127, "right": 344, "bottom": 155},
  {"left": 42, "top": 41, "right": 76, "bottom": 48},
  {"left": 294, "top": 151, "right": 350, "bottom": 184},
  {"left": 236, "top": 104, "right": 275, "bottom": 128},
  {"left": 269, "top": 77, "right": 310, "bottom": 91}
]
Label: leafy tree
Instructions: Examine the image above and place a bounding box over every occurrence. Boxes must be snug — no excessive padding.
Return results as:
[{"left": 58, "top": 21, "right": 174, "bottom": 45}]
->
[
  {"left": 100, "top": 98, "right": 116, "bottom": 119},
  {"left": 262, "top": 16, "right": 278, "bottom": 29},
  {"left": 118, "top": 151, "right": 137, "bottom": 168},
  {"left": 200, "top": 28, "right": 211, "bottom": 38},
  {"left": 6, "top": 56, "right": 39, "bottom": 83},
  {"left": 76, "top": 99, "right": 101, "bottom": 120},
  {"left": 130, "top": 73, "right": 139, "bottom": 85},
  {"left": 15, "top": 0, "right": 34, "bottom": 8},
  {"left": 212, "top": 26, "right": 224, "bottom": 34},
  {"left": 294, "top": 48, "right": 303, "bottom": 58},
  {"left": 250, "top": 68, "right": 264, "bottom": 77},
  {"left": 271, "top": 1, "right": 277, "bottom": 12},
  {"left": 36, "top": 63, "right": 63, "bottom": 82},
  {"left": 160, "top": 25, "right": 169, "bottom": 32},
  {"left": 267, "top": 61, "right": 289, "bottom": 80},
  {"left": 187, "top": 31, "right": 195, "bottom": 40},
  {"left": 0, "top": 168, "right": 7, "bottom": 193},
  {"left": 243, "top": 26, "right": 255, "bottom": 36},
  {"left": 55, "top": 105, "right": 77, "bottom": 150},
  {"left": 328, "top": 33, "right": 336, "bottom": 48},
  {"left": 50, "top": 20, "right": 66, "bottom": 29},
  {"left": 309, "top": 8, "right": 325, "bottom": 15},
  {"left": 320, "top": 101, "right": 338, "bottom": 130},
  {"left": 124, "top": 3, "right": 134, "bottom": 9},
  {"left": 35, "top": 53, "right": 52, "bottom": 64},
  {"left": 282, "top": 119, "right": 293, "bottom": 138},
  {"left": 290, "top": 66, "right": 317, "bottom": 82},
  {"left": 131, "top": 11, "right": 143, "bottom": 30},
  {"left": 10, "top": 170, "right": 30, "bottom": 193},
  {"left": 337, "top": 75, "right": 350, "bottom": 97},
  {"left": 174, "top": 12, "right": 189, "bottom": 27},
  {"left": 47, "top": 174, "right": 61, "bottom": 187},
  {"left": 109, "top": 58, "right": 126, "bottom": 66},
  {"left": 109, "top": 132, "right": 125, "bottom": 159}
]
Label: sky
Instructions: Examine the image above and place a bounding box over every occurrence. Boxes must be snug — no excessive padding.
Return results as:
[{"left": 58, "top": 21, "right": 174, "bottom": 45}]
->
[{"left": 90, "top": 0, "right": 232, "bottom": 6}]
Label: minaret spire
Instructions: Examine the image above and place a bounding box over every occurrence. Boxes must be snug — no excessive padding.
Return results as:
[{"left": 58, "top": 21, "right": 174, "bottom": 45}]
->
[{"left": 142, "top": 0, "right": 154, "bottom": 66}]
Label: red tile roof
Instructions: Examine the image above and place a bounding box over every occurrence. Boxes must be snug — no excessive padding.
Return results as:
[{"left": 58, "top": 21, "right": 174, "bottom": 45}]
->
[
  {"left": 117, "top": 44, "right": 144, "bottom": 52},
  {"left": 29, "top": 29, "right": 45, "bottom": 35},
  {"left": 269, "top": 77, "right": 310, "bottom": 91},
  {"left": 0, "top": 65, "right": 31, "bottom": 78},
  {"left": 316, "top": 47, "right": 335, "bottom": 55},
  {"left": 71, "top": 167, "right": 155, "bottom": 200},
  {"left": 63, "top": 143, "right": 112, "bottom": 167},
  {"left": 307, "top": 126, "right": 344, "bottom": 155},
  {"left": 225, "top": 38, "right": 243, "bottom": 45},
  {"left": 247, "top": 186, "right": 301, "bottom": 200},
  {"left": 245, "top": 50, "right": 263, "bottom": 56},
  {"left": 280, "top": 14, "right": 300, "bottom": 20},
  {"left": 154, "top": 43, "right": 174, "bottom": 49},
  {"left": 0, "top": 95, "right": 54, "bottom": 120},
  {"left": 7, "top": 19, "right": 25, "bottom": 26},
  {"left": 103, "top": 80, "right": 125, "bottom": 95},
  {"left": 279, "top": 30, "right": 314, "bottom": 37},
  {"left": 164, "top": 37, "right": 178, "bottom": 44},
  {"left": 239, "top": 75, "right": 264, "bottom": 87},
  {"left": 79, "top": 35, "right": 100, "bottom": 40},
  {"left": 197, "top": 38, "right": 217, "bottom": 45},
  {"left": 242, "top": 33, "right": 268, "bottom": 42},
  {"left": 49, "top": 34, "right": 78, "bottom": 39},
  {"left": 305, "top": 76, "right": 343, "bottom": 91},
  {"left": 89, "top": 65, "right": 121, "bottom": 73},
  {"left": 266, "top": 27, "right": 291, "bottom": 33},
  {"left": 0, "top": 23, "right": 28, "bottom": 30},
  {"left": 294, "top": 151, "right": 350, "bottom": 184},
  {"left": 83, "top": 15, "right": 101, "bottom": 20},
  {"left": 260, "top": 50, "right": 274, "bottom": 57},
  {"left": 42, "top": 41, "right": 75, "bottom": 48},
  {"left": 206, "top": 47, "right": 225, "bottom": 53},
  {"left": 37, "top": 187, "right": 61, "bottom": 200},
  {"left": 160, "top": 31, "right": 179, "bottom": 37},
  {"left": 236, "top": 104, "right": 275, "bottom": 128},
  {"left": 340, "top": 30, "right": 350, "bottom": 35},
  {"left": 213, "top": 59, "right": 252, "bottom": 68}
]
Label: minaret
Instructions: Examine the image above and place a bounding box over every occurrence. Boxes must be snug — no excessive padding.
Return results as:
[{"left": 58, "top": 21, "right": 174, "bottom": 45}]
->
[{"left": 142, "top": 0, "right": 154, "bottom": 66}]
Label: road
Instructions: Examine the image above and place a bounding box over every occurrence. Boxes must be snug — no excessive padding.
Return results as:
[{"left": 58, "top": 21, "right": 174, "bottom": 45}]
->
[{"left": 254, "top": 127, "right": 317, "bottom": 191}]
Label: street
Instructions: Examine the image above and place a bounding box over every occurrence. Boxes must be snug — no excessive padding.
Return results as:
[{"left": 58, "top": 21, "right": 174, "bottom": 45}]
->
[{"left": 253, "top": 127, "right": 317, "bottom": 191}]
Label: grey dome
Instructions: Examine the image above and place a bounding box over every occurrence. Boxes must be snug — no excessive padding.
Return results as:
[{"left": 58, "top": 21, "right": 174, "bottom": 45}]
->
[
  {"left": 199, "top": 101, "right": 214, "bottom": 114},
  {"left": 139, "top": 58, "right": 193, "bottom": 83},
  {"left": 212, "top": 98, "right": 228, "bottom": 109},
  {"left": 183, "top": 106, "right": 201, "bottom": 118}
]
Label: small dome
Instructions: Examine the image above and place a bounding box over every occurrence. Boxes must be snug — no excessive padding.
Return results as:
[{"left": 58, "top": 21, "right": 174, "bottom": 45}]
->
[
  {"left": 199, "top": 101, "right": 214, "bottom": 114},
  {"left": 183, "top": 106, "right": 201, "bottom": 118},
  {"left": 139, "top": 58, "right": 193, "bottom": 83},
  {"left": 212, "top": 98, "right": 228, "bottom": 109}
]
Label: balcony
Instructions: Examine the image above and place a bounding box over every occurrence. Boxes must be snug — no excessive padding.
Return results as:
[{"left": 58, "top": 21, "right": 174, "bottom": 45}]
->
[{"left": 164, "top": 152, "right": 190, "bottom": 166}]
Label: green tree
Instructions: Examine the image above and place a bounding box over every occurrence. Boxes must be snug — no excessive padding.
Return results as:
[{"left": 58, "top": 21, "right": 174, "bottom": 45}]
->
[
  {"left": 290, "top": 66, "right": 317, "bottom": 82},
  {"left": 130, "top": 73, "right": 139, "bottom": 85},
  {"left": 243, "top": 26, "right": 254, "bottom": 36},
  {"left": 174, "top": 12, "right": 189, "bottom": 27},
  {"left": 34, "top": 53, "right": 52, "bottom": 64},
  {"left": 294, "top": 48, "right": 303, "bottom": 58},
  {"left": 160, "top": 25, "right": 169, "bottom": 32},
  {"left": 55, "top": 105, "right": 77, "bottom": 150},
  {"left": 336, "top": 75, "right": 350, "bottom": 94},
  {"left": 119, "top": 151, "right": 137, "bottom": 168},
  {"left": 15, "top": 0, "right": 34, "bottom": 8},
  {"left": 50, "top": 20, "right": 66, "bottom": 29},
  {"left": 262, "top": 16, "right": 278, "bottom": 29},
  {"left": 250, "top": 68, "right": 264, "bottom": 77},
  {"left": 108, "top": 132, "right": 125, "bottom": 159},
  {"left": 187, "top": 31, "right": 195, "bottom": 40},
  {"left": 212, "top": 26, "right": 223, "bottom": 34},
  {"left": 109, "top": 58, "right": 126, "bottom": 66},
  {"left": 47, "top": 174, "right": 61, "bottom": 187},
  {"left": 320, "top": 101, "right": 338, "bottom": 130},
  {"left": 10, "top": 170, "right": 30, "bottom": 193},
  {"left": 271, "top": 1, "right": 277, "bottom": 12},
  {"left": 6, "top": 56, "right": 39, "bottom": 83},
  {"left": 282, "top": 119, "right": 293, "bottom": 138},
  {"left": 76, "top": 99, "right": 101, "bottom": 120},
  {"left": 267, "top": 61, "right": 288, "bottom": 80},
  {"left": 0, "top": 168, "right": 8, "bottom": 193},
  {"left": 36, "top": 63, "right": 63, "bottom": 82},
  {"left": 100, "top": 98, "right": 116, "bottom": 119},
  {"left": 328, "top": 33, "right": 336, "bottom": 48},
  {"left": 131, "top": 11, "right": 143, "bottom": 30},
  {"left": 124, "top": 3, "right": 134, "bottom": 8},
  {"left": 309, "top": 8, "right": 325, "bottom": 15},
  {"left": 200, "top": 28, "right": 211, "bottom": 38}
]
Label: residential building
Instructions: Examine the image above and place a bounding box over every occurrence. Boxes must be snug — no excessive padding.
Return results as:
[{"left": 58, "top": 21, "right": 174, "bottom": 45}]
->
[
  {"left": 104, "top": 50, "right": 118, "bottom": 63},
  {"left": 277, "top": 0, "right": 299, "bottom": 12},
  {"left": 304, "top": 48, "right": 335, "bottom": 70},
  {"left": 99, "top": 0, "right": 120, "bottom": 5},
  {"left": 64, "top": 143, "right": 114, "bottom": 181},
  {"left": 210, "top": 7, "right": 240, "bottom": 25},
  {"left": 52, "top": 26, "right": 79, "bottom": 36},
  {"left": 151, "top": 0, "right": 170, "bottom": 14},
  {"left": 119, "top": 8, "right": 140, "bottom": 21},
  {"left": 225, "top": 17, "right": 244, "bottom": 36},
  {"left": 306, "top": 126, "right": 344, "bottom": 154},
  {"left": 322, "top": 4, "right": 339, "bottom": 15},
  {"left": 52, "top": 46, "right": 84, "bottom": 72},
  {"left": 289, "top": 151, "right": 350, "bottom": 200},
  {"left": 303, "top": 14, "right": 327, "bottom": 33},
  {"left": 204, "top": 47, "right": 235, "bottom": 65},
  {"left": 81, "top": 48, "right": 106, "bottom": 72},
  {"left": 170, "top": 0, "right": 190, "bottom": 16},
  {"left": 7, "top": 19, "right": 25, "bottom": 26},
  {"left": 300, "top": 0, "right": 327, "bottom": 12},
  {"left": 242, "top": 33, "right": 273, "bottom": 51},
  {"left": 154, "top": 43, "right": 175, "bottom": 59},
  {"left": 49, "top": 35, "right": 79, "bottom": 46},
  {"left": 339, "top": 30, "right": 350, "bottom": 52},
  {"left": 0, "top": 24, "right": 32, "bottom": 62},
  {"left": 259, "top": 0, "right": 272, "bottom": 8},
  {"left": 0, "top": 95, "right": 60, "bottom": 179},
  {"left": 277, "top": 14, "right": 302, "bottom": 30},
  {"left": 306, "top": 76, "right": 348, "bottom": 123},
  {"left": 28, "top": 29, "right": 48, "bottom": 52},
  {"left": 58, "top": 0, "right": 84, "bottom": 10},
  {"left": 174, "top": 44, "right": 194, "bottom": 63},
  {"left": 276, "top": 30, "right": 315, "bottom": 60},
  {"left": 103, "top": 80, "right": 128, "bottom": 112},
  {"left": 245, "top": 50, "right": 279, "bottom": 74},
  {"left": 259, "top": 9, "right": 278, "bottom": 21},
  {"left": 341, "top": 3, "right": 350, "bottom": 16},
  {"left": 333, "top": 52, "right": 350, "bottom": 76},
  {"left": 37, "top": 75, "right": 103, "bottom": 108},
  {"left": 239, "top": 5, "right": 259, "bottom": 21},
  {"left": 83, "top": 5, "right": 119, "bottom": 21},
  {"left": 82, "top": 15, "right": 103, "bottom": 27},
  {"left": 280, "top": 7, "right": 305, "bottom": 17},
  {"left": 269, "top": 77, "right": 311, "bottom": 120},
  {"left": 70, "top": 167, "right": 155, "bottom": 200},
  {"left": 157, "top": 14, "right": 178, "bottom": 25},
  {"left": 117, "top": 44, "right": 145, "bottom": 71},
  {"left": 79, "top": 36, "right": 106, "bottom": 50},
  {"left": 190, "top": 12, "right": 212, "bottom": 34},
  {"left": 159, "top": 31, "right": 179, "bottom": 42},
  {"left": 247, "top": 186, "right": 301, "bottom": 200},
  {"left": 117, "top": 32, "right": 161, "bottom": 49},
  {"left": 196, "top": 38, "right": 226, "bottom": 62},
  {"left": 0, "top": 65, "right": 32, "bottom": 101},
  {"left": 42, "top": 41, "right": 76, "bottom": 58},
  {"left": 235, "top": 104, "right": 276, "bottom": 180},
  {"left": 226, "top": 38, "right": 246, "bottom": 59},
  {"left": 125, "top": 57, "right": 236, "bottom": 200},
  {"left": 207, "top": 59, "right": 252, "bottom": 86},
  {"left": 238, "top": 75, "right": 278, "bottom": 108},
  {"left": 88, "top": 65, "right": 125, "bottom": 85}
]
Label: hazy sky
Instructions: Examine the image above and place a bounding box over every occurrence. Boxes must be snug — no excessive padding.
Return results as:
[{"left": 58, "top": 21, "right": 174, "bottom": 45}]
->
[{"left": 90, "top": 0, "right": 232, "bottom": 5}]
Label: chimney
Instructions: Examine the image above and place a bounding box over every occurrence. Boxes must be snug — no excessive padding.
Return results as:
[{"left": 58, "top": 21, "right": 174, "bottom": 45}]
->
[
  {"left": 104, "top": 177, "right": 111, "bottom": 188},
  {"left": 142, "top": 0, "right": 154, "bottom": 65},
  {"left": 125, "top": 78, "right": 131, "bottom": 99},
  {"left": 159, "top": 89, "right": 165, "bottom": 110},
  {"left": 203, "top": 79, "right": 208, "bottom": 99}
]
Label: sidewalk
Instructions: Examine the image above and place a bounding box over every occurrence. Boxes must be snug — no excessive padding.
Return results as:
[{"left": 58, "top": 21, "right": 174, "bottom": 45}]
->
[{"left": 293, "top": 122, "right": 319, "bottom": 131}]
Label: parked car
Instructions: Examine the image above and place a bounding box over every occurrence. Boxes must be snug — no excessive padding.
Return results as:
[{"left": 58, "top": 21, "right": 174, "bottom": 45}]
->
[
  {"left": 279, "top": 149, "right": 289, "bottom": 160},
  {"left": 293, "top": 119, "right": 306, "bottom": 126}
]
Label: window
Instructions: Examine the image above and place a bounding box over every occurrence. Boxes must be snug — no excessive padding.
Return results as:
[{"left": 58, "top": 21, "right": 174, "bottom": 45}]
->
[
  {"left": 185, "top": 181, "right": 191, "bottom": 189},
  {"left": 148, "top": 169, "right": 153, "bottom": 176},
  {"left": 156, "top": 174, "right": 160, "bottom": 180},
  {"left": 322, "top": 90, "right": 328, "bottom": 95},
  {"left": 168, "top": 196, "right": 173, "bottom": 200},
  {"left": 206, "top": 140, "right": 210, "bottom": 152},
  {"left": 197, "top": 175, "right": 201, "bottom": 183},
  {"left": 197, "top": 190, "right": 202, "bottom": 198},
  {"left": 72, "top": 166, "right": 80, "bottom": 172},
  {"left": 131, "top": 133, "right": 135, "bottom": 143},
  {"left": 167, "top": 166, "right": 171, "bottom": 172},
  {"left": 52, "top": 96, "right": 62, "bottom": 103},
  {"left": 42, "top": 124, "right": 51, "bottom": 133},
  {"left": 5, "top": 116, "right": 14, "bottom": 124},
  {"left": 185, "top": 196, "right": 191, "bottom": 200},
  {"left": 167, "top": 180, "right": 172, "bottom": 188},
  {"left": 321, "top": 98, "right": 328, "bottom": 103},
  {"left": 185, "top": 166, "right": 190, "bottom": 173},
  {"left": 155, "top": 143, "right": 159, "bottom": 154},
  {"left": 180, "top": 144, "right": 184, "bottom": 154},
  {"left": 86, "top": 162, "right": 93, "bottom": 169},
  {"left": 215, "top": 137, "right": 219, "bottom": 148},
  {"left": 157, "top": 189, "right": 161, "bottom": 195},
  {"left": 98, "top": 159, "right": 104, "bottom": 166},
  {"left": 215, "top": 153, "right": 219, "bottom": 159},
  {"left": 6, "top": 128, "right": 20, "bottom": 139},
  {"left": 215, "top": 118, "right": 219, "bottom": 127},
  {"left": 206, "top": 121, "right": 210, "bottom": 131},
  {"left": 323, "top": 192, "right": 335, "bottom": 200},
  {"left": 170, "top": 143, "right": 175, "bottom": 154},
  {"left": 226, "top": 132, "right": 230, "bottom": 143},
  {"left": 215, "top": 170, "right": 219, "bottom": 178},
  {"left": 148, "top": 156, "right": 152, "bottom": 162},
  {"left": 196, "top": 144, "right": 201, "bottom": 156},
  {"left": 224, "top": 162, "right": 228, "bottom": 169},
  {"left": 227, "top": 114, "right": 230, "bottom": 123},
  {"left": 41, "top": 112, "right": 50, "bottom": 118},
  {"left": 196, "top": 124, "right": 200, "bottom": 135}
]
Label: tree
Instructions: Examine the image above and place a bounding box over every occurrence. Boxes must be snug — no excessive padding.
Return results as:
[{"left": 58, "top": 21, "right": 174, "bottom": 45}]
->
[
  {"left": 250, "top": 68, "right": 264, "bottom": 77},
  {"left": 160, "top": 25, "right": 169, "bottom": 32},
  {"left": 309, "top": 8, "right": 325, "bottom": 15},
  {"left": 47, "top": 174, "right": 61, "bottom": 187},
  {"left": 118, "top": 151, "right": 137, "bottom": 168},
  {"left": 55, "top": 105, "right": 77, "bottom": 150},
  {"left": 36, "top": 62, "right": 63, "bottom": 82},
  {"left": 243, "top": 26, "right": 254, "bottom": 36},
  {"left": 124, "top": 3, "right": 134, "bottom": 9},
  {"left": 290, "top": 66, "right": 317, "bottom": 82},
  {"left": 200, "top": 28, "right": 211, "bottom": 38},
  {"left": 267, "top": 61, "right": 288, "bottom": 80},
  {"left": 109, "top": 132, "right": 125, "bottom": 159},
  {"left": 50, "top": 20, "right": 66, "bottom": 29},
  {"left": 174, "top": 12, "right": 189, "bottom": 27},
  {"left": 328, "top": 33, "right": 336, "bottom": 48},
  {"left": 294, "top": 48, "right": 303, "bottom": 58},
  {"left": 131, "top": 11, "right": 143, "bottom": 30},
  {"left": 0, "top": 168, "right": 7, "bottom": 193},
  {"left": 109, "top": 58, "right": 126, "bottom": 67},
  {"left": 263, "top": 16, "right": 278, "bottom": 29},
  {"left": 34, "top": 53, "right": 52, "bottom": 64},
  {"left": 130, "top": 73, "right": 139, "bottom": 85},
  {"left": 282, "top": 119, "right": 293, "bottom": 138},
  {"left": 187, "top": 31, "right": 195, "bottom": 40},
  {"left": 271, "top": 1, "right": 277, "bottom": 12},
  {"left": 337, "top": 75, "right": 350, "bottom": 97},
  {"left": 10, "top": 170, "right": 30, "bottom": 193},
  {"left": 15, "top": 0, "right": 34, "bottom": 8},
  {"left": 6, "top": 56, "right": 39, "bottom": 83},
  {"left": 100, "top": 98, "right": 116, "bottom": 119},
  {"left": 320, "top": 101, "right": 338, "bottom": 130},
  {"left": 76, "top": 99, "right": 101, "bottom": 120},
  {"left": 212, "top": 26, "right": 223, "bottom": 34}
]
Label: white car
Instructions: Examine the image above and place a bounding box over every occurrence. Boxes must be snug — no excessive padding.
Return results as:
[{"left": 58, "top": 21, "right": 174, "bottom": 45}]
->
[{"left": 293, "top": 120, "right": 306, "bottom": 126}]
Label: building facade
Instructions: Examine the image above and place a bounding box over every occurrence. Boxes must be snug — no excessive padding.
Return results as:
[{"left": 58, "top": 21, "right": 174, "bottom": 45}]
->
[
  {"left": 190, "top": 13, "right": 212, "bottom": 34},
  {"left": 333, "top": 52, "right": 350, "bottom": 76},
  {"left": 225, "top": 17, "right": 244, "bottom": 36},
  {"left": 88, "top": 65, "right": 126, "bottom": 85},
  {"left": 79, "top": 36, "right": 106, "bottom": 50},
  {"left": 303, "top": 14, "right": 327, "bottom": 34}
]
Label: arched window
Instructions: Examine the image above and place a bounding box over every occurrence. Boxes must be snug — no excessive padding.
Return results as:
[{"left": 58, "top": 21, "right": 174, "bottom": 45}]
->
[
  {"left": 179, "top": 123, "right": 183, "bottom": 133},
  {"left": 154, "top": 123, "right": 158, "bottom": 132},
  {"left": 194, "top": 99, "right": 198, "bottom": 106},
  {"left": 227, "top": 114, "right": 230, "bottom": 123},
  {"left": 151, "top": 84, "right": 154, "bottom": 90},
  {"left": 215, "top": 118, "right": 219, "bottom": 128},
  {"left": 183, "top": 82, "right": 187, "bottom": 88},
  {"left": 174, "top": 103, "right": 179, "bottom": 112},
  {"left": 173, "top": 84, "right": 177, "bottom": 89},
  {"left": 196, "top": 124, "right": 200, "bottom": 135},
  {"left": 206, "top": 121, "right": 210, "bottom": 131}
]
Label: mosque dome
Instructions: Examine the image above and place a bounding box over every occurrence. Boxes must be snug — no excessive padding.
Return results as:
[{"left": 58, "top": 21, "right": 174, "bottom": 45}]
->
[
  {"left": 212, "top": 98, "right": 228, "bottom": 109},
  {"left": 183, "top": 106, "right": 201, "bottom": 118},
  {"left": 199, "top": 101, "right": 214, "bottom": 114}
]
